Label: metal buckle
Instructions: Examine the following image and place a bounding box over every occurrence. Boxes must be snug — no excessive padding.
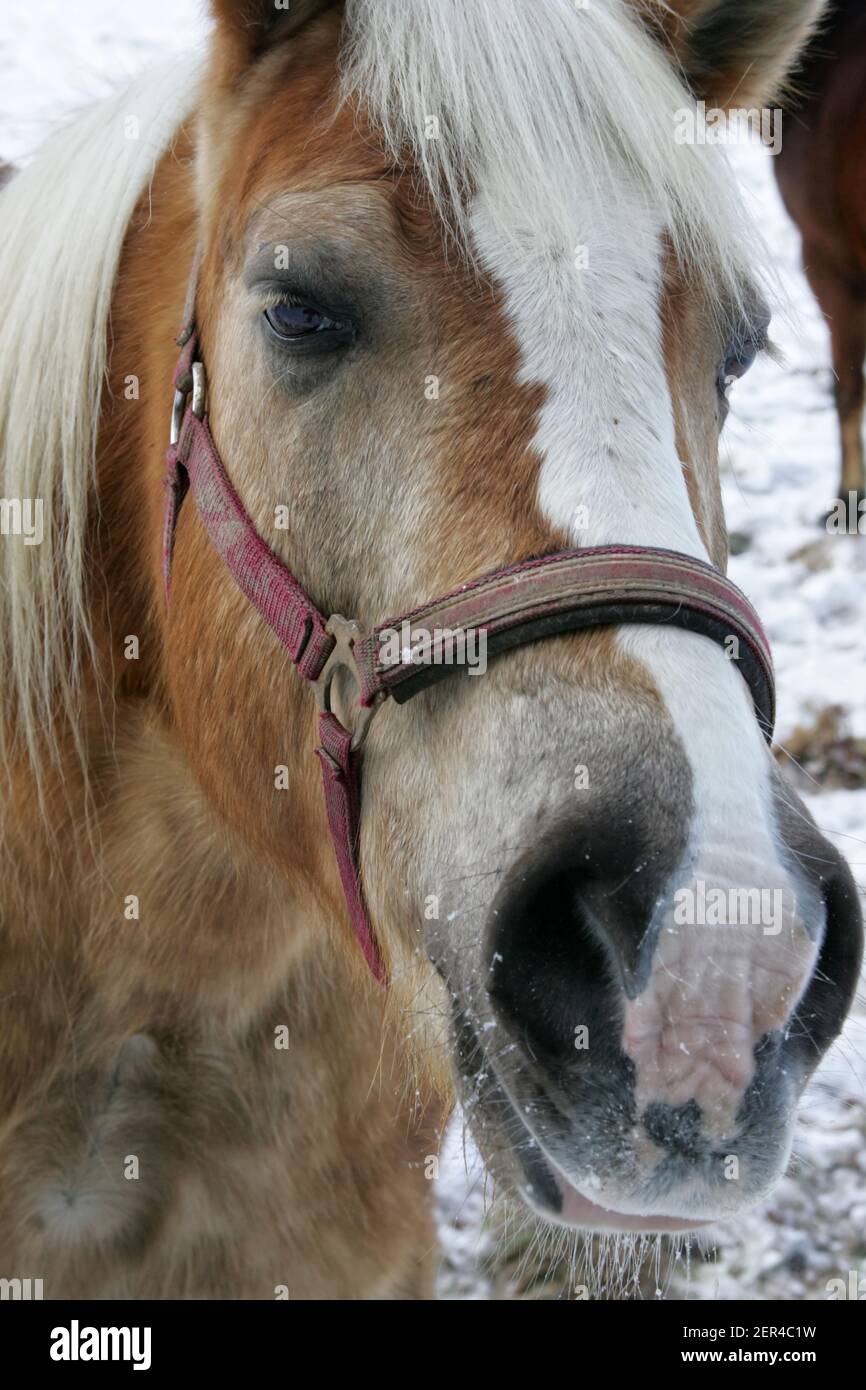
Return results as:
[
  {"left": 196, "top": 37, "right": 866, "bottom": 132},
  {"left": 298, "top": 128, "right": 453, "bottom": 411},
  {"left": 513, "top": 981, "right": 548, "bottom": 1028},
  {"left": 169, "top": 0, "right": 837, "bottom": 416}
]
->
[
  {"left": 170, "top": 361, "right": 207, "bottom": 446},
  {"left": 314, "top": 615, "right": 383, "bottom": 752}
]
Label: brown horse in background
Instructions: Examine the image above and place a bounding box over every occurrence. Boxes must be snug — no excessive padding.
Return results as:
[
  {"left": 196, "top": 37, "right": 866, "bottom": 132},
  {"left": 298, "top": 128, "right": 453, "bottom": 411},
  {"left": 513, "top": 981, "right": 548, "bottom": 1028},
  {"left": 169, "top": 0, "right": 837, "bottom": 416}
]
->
[{"left": 775, "top": 0, "right": 866, "bottom": 515}]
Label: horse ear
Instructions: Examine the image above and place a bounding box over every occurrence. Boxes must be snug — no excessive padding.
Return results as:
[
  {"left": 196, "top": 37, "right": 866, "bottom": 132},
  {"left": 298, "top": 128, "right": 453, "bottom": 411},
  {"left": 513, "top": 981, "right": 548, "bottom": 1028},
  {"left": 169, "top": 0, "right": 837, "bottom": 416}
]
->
[
  {"left": 646, "top": 0, "right": 827, "bottom": 108},
  {"left": 210, "top": 0, "right": 338, "bottom": 67}
]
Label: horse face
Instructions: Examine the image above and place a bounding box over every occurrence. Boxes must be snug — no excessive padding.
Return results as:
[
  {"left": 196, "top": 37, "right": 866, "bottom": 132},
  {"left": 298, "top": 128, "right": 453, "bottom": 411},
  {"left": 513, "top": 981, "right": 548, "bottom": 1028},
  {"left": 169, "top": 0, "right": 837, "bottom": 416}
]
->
[{"left": 192, "top": 0, "right": 861, "bottom": 1230}]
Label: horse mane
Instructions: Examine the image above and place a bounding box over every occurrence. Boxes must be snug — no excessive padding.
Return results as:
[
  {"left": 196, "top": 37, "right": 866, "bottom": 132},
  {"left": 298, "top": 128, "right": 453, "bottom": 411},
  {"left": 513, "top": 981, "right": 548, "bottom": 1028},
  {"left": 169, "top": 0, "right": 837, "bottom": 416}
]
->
[
  {"left": 340, "top": 0, "right": 758, "bottom": 287},
  {"left": 0, "top": 0, "right": 761, "bottom": 778},
  {"left": 0, "top": 61, "right": 199, "bottom": 774}
]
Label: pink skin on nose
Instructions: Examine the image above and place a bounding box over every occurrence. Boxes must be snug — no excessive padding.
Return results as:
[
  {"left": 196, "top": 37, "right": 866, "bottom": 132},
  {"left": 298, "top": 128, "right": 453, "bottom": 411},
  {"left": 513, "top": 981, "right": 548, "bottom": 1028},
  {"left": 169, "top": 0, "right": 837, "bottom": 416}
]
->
[{"left": 623, "top": 912, "right": 819, "bottom": 1138}]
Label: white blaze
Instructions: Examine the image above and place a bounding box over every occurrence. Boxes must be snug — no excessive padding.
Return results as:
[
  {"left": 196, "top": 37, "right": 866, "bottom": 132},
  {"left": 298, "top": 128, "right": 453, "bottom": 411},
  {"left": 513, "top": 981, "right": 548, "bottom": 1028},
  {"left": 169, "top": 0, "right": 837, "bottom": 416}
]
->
[{"left": 471, "top": 186, "right": 815, "bottom": 1123}]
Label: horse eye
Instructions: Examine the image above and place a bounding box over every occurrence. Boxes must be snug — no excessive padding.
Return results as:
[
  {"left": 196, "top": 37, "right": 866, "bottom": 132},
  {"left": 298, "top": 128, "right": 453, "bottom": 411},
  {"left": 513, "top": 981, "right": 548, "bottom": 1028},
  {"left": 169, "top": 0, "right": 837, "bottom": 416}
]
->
[
  {"left": 263, "top": 300, "right": 354, "bottom": 350},
  {"left": 718, "top": 333, "right": 761, "bottom": 395}
]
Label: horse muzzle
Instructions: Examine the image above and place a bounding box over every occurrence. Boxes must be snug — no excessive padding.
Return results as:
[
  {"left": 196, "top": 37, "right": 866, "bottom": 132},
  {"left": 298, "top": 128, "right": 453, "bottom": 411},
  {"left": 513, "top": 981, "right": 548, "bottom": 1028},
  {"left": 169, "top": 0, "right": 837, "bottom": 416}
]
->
[{"left": 457, "top": 769, "right": 862, "bottom": 1232}]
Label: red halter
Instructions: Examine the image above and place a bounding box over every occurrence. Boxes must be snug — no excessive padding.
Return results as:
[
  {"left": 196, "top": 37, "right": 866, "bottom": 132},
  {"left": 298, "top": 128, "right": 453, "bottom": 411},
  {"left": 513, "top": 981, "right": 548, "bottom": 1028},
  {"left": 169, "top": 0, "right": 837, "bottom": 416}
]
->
[{"left": 163, "top": 263, "right": 775, "bottom": 987}]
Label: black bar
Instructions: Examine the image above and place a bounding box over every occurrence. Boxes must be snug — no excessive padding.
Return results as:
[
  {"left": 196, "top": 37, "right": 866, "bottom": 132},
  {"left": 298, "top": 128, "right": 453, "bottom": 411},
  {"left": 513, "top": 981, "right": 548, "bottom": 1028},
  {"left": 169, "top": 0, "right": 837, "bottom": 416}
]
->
[{"left": 2, "top": 1296, "right": 859, "bottom": 1375}]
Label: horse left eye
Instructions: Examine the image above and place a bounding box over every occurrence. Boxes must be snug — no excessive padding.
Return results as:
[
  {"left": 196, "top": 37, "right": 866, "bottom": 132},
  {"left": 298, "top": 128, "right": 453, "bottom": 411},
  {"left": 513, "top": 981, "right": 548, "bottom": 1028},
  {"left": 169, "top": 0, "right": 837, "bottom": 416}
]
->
[
  {"left": 719, "top": 337, "right": 759, "bottom": 395},
  {"left": 263, "top": 299, "right": 354, "bottom": 350}
]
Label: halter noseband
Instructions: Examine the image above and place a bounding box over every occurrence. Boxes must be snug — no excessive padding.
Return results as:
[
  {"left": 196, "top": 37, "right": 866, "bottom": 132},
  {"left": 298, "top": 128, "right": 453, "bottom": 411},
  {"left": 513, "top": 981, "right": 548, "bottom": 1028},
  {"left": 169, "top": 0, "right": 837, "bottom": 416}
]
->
[{"left": 163, "top": 259, "right": 775, "bottom": 987}]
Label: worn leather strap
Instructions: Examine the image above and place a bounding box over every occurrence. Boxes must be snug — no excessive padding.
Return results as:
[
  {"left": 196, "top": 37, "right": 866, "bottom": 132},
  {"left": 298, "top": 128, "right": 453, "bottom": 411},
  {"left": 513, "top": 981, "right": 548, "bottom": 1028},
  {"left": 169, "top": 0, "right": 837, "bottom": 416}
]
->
[
  {"left": 314, "top": 712, "right": 385, "bottom": 984},
  {"left": 166, "top": 407, "right": 335, "bottom": 681},
  {"left": 353, "top": 546, "right": 775, "bottom": 733},
  {"left": 163, "top": 259, "right": 776, "bottom": 989}
]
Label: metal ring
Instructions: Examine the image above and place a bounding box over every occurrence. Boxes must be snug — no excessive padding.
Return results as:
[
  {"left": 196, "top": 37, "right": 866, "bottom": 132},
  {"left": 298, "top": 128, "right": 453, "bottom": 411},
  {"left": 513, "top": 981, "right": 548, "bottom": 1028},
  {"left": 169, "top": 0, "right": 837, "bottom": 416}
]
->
[{"left": 314, "top": 615, "right": 384, "bottom": 752}]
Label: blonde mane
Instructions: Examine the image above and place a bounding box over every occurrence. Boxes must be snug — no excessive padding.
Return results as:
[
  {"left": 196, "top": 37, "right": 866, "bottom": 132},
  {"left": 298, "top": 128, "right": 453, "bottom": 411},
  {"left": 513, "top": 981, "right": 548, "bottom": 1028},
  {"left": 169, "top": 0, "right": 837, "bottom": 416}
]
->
[{"left": 0, "top": 61, "right": 199, "bottom": 772}]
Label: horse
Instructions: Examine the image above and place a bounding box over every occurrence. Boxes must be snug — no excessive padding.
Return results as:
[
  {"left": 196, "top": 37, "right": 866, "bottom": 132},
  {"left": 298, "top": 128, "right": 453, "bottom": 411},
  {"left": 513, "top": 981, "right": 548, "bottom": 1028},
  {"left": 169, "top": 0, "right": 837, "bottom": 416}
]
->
[
  {"left": 0, "top": 0, "right": 861, "bottom": 1300},
  {"left": 774, "top": 0, "right": 866, "bottom": 519}
]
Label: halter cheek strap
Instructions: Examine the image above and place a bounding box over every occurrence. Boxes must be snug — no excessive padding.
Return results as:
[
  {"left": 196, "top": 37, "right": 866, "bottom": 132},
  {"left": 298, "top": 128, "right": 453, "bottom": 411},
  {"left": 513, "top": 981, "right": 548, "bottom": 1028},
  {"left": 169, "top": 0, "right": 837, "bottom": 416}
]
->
[
  {"left": 164, "top": 326, "right": 383, "bottom": 982},
  {"left": 163, "top": 267, "right": 775, "bottom": 989}
]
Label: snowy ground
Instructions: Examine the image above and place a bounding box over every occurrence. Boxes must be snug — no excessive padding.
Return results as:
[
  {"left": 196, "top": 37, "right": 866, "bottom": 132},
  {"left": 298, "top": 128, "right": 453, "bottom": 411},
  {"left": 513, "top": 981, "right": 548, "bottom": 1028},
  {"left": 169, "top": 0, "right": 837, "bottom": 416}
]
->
[{"left": 2, "top": 1, "right": 863, "bottom": 1302}]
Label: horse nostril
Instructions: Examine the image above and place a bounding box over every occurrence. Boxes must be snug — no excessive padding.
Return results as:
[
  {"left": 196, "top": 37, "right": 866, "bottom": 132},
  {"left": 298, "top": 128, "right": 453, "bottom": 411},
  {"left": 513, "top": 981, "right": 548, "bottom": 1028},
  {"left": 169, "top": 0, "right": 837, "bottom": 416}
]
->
[
  {"left": 642, "top": 1099, "right": 705, "bottom": 1158},
  {"left": 484, "top": 817, "right": 683, "bottom": 1066},
  {"left": 486, "top": 869, "right": 622, "bottom": 1064}
]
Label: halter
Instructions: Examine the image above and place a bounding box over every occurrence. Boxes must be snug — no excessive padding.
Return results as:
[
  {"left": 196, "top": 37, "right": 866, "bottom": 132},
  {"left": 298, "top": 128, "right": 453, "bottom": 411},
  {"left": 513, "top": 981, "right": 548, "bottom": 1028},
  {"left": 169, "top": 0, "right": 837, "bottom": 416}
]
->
[{"left": 163, "top": 259, "right": 775, "bottom": 987}]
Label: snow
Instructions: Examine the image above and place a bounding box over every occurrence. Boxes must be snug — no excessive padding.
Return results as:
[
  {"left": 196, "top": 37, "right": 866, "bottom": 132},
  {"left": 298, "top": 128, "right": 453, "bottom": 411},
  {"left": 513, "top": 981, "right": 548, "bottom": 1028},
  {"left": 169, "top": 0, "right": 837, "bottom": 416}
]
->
[
  {"left": 0, "top": 0, "right": 209, "bottom": 164},
  {"left": 2, "top": 4, "right": 862, "bottom": 1300}
]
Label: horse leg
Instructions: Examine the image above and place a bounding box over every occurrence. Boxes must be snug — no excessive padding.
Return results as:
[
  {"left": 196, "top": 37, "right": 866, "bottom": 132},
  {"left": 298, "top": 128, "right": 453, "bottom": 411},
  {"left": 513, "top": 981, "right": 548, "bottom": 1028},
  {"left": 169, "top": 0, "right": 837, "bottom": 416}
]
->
[
  {"left": 831, "top": 290, "right": 866, "bottom": 510},
  {"left": 803, "top": 246, "right": 866, "bottom": 518}
]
